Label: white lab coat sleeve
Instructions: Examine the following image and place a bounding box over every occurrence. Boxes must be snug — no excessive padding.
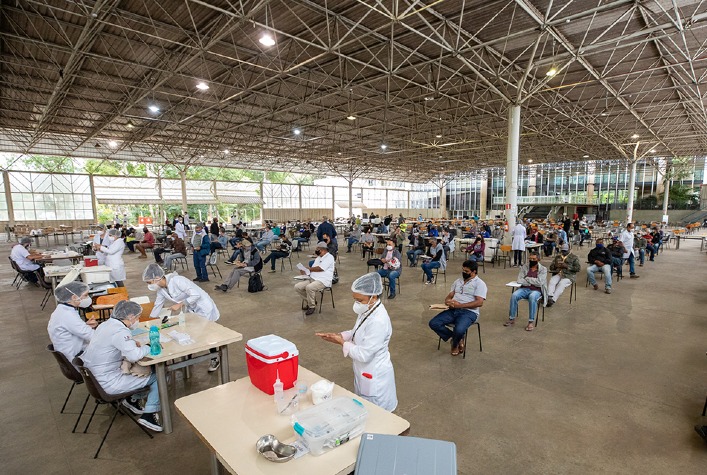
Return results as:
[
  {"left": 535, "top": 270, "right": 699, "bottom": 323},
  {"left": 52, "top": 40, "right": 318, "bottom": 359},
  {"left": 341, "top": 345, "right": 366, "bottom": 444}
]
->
[
  {"left": 175, "top": 279, "right": 202, "bottom": 308},
  {"left": 341, "top": 330, "right": 353, "bottom": 342},
  {"left": 150, "top": 290, "right": 168, "bottom": 318},
  {"left": 66, "top": 313, "right": 94, "bottom": 343},
  {"left": 342, "top": 318, "right": 387, "bottom": 363},
  {"left": 100, "top": 241, "right": 121, "bottom": 255},
  {"left": 111, "top": 329, "right": 149, "bottom": 363}
]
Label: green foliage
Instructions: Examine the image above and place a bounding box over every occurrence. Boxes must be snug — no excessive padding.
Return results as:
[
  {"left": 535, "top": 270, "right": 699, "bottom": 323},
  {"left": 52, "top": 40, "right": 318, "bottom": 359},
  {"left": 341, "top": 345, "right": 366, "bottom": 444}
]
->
[
  {"left": 634, "top": 194, "right": 658, "bottom": 209},
  {"left": 23, "top": 155, "right": 75, "bottom": 173},
  {"left": 662, "top": 184, "right": 699, "bottom": 209}
]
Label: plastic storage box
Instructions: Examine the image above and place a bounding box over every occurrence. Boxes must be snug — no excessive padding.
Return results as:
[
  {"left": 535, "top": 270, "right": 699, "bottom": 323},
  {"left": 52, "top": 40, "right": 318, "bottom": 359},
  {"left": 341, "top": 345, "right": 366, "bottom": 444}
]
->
[
  {"left": 84, "top": 257, "right": 98, "bottom": 267},
  {"left": 292, "top": 397, "right": 368, "bottom": 456},
  {"left": 354, "top": 433, "right": 457, "bottom": 475},
  {"left": 245, "top": 334, "right": 298, "bottom": 395}
]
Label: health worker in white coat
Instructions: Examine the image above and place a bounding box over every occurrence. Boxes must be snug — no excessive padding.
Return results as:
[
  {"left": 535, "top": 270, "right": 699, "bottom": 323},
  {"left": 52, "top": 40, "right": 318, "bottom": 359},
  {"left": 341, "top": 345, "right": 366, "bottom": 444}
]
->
[
  {"left": 142, "top": 264, "right": 221, "bottom": 372},
  {"left": 94, "top": 228, "right": 126, "bottom": 286},
  {"left": 47, "top": 281, "right": 97, "bottom": 363},
  {"left": 511, "top": 221, "right": 527, "bottom": 267},
  {"left": 80, "top": 300, "right": 163, "bottom": 432},
  {"left": 92, "top": 224, "right": 109, "bottom": 265},
  {"left": 316, "top": 272, "right": 398, "bottom": 411}
]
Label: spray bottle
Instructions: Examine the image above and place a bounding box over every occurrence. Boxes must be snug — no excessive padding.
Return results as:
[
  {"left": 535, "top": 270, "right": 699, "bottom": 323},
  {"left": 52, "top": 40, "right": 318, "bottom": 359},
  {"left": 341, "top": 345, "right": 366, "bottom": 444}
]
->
[{"left": 273, "top": 370, "right": 285, "bottom": 413}]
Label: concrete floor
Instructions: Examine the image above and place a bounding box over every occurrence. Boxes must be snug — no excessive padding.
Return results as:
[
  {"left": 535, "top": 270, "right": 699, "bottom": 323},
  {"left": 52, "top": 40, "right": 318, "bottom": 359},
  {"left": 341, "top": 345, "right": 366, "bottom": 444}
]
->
[{"left": 1, "top": 237, "right": 706, "bottom": 474}]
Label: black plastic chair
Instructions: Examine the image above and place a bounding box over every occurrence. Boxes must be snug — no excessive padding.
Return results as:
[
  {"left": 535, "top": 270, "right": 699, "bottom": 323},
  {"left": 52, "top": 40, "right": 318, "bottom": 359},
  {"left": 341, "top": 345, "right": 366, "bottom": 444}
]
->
[
  {"left": 207, "top": 252, "right": 222, "bottom": 279},
  {"left": 436, "top": 322, "right": 483, "bottom": 359},
  {"left": 38, "top": 270, "right": 54, "bottom": 310},
  {"left": 47, "top": 344, "right": 89, "bottom": 433},
  {"left": 73, "top": 356, "right": 153, "bottom": 458},
  {"left": 317, "top": 286, "right": 335, "bottom": 314}
]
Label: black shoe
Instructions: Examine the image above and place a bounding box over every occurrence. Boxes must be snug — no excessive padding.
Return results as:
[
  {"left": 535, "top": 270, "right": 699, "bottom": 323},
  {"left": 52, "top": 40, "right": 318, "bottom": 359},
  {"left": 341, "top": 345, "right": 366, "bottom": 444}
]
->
[
  {"left": 630, "top": 274, "right": 639, "bottom": 279},
  {"left": 305, "top": 307, "right": 316, "bottom": 315},
  {"left": 215, "top": 284, "right": 227, "bottom": 292},
  {"left": 388, "top": 293, "right": 396, "bottom": 300},
  {"left": 138, "top": 412, "right": 163, "bottom": 432},
  {"left": 121, "top": 398, "right": 144, "bottom": 415},
  {"left": 546, "top": 298, "right": 554, "bottom": 308},
  {"left": 695, "top": 425, "right": 707, "bottom": 443},
  {"left": 193, "top": 277, "right": 202, "bottom": 281}
]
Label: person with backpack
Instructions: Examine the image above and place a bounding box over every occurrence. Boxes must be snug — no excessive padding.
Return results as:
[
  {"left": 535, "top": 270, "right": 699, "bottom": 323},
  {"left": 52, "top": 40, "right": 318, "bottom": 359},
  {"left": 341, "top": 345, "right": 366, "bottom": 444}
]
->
[{"left": 214, "top": 239, "right": 262, "bottom": 292}]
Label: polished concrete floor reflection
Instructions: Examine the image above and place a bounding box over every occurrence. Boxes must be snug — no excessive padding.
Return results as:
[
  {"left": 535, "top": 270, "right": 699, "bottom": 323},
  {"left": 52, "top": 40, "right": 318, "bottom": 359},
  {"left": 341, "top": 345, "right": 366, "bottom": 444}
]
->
[{"left": 1, "top": 238, "right": 706, "bottom": 474}]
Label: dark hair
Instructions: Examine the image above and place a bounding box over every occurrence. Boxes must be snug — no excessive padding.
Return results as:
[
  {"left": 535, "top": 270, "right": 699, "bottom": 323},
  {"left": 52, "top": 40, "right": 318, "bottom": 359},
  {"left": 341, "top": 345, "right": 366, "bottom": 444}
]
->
[
  {"left": 528, "top": 251, "right": 539, "bottom": 259},
  {"left": 462, "top": 260, "right": 478, "bottom": 273}
]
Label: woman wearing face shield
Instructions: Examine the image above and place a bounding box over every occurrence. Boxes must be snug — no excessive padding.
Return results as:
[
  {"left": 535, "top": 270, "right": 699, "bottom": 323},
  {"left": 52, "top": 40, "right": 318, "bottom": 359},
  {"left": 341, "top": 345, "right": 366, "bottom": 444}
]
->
[
  {"left": 93, "top": 228, "right": 126, "bottom": 287},
  {"left": 316, "top": 272, "right": 398, "bottom": 411},
  {"left": 47, "top": 281, "right": 97, "bottom": 364}
]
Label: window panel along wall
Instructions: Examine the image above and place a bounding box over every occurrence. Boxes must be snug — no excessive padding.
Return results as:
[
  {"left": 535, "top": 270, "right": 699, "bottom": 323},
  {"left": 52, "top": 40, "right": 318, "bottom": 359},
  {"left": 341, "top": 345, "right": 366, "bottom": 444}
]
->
[{"left": 9, "top": 171, "right": 93, "bottom": 221}]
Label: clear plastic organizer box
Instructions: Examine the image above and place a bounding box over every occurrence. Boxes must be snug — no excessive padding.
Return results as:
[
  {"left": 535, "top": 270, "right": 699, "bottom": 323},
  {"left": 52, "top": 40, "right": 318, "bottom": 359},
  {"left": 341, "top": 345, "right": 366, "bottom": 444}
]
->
[{"left": 292, "top": 396, "right": 368, "bottom": 456}]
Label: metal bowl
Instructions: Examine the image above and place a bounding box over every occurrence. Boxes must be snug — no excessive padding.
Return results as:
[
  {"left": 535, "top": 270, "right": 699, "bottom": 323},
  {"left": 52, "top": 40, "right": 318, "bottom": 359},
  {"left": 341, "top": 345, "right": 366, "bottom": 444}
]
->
[{"left": 255, "top": 434, "right": 296, "bottom": 463}]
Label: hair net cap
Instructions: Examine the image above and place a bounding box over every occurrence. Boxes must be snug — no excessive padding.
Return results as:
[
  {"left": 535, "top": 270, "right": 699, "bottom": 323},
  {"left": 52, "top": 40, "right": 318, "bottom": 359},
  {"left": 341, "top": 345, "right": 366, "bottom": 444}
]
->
[
  {"left": 54, "top": 281, "right": 90, "bottom": 303},
  {"left": 111, "top": 300, "right": 142, "bottom": 321},
  {"left": 96, "top": 224, "right": 105, "bottom": 229},
  {"left": 107, "top": 228, "right": 120, "bottom": 237},
  {"left": 351, "top": 272, "right": 383, "bottom": 296},
  {"left": 142, "top": 263, "right": 165, "bottom": 282},
  {"left": 20, "top": 237, "right": 32, "bottom": 245}
]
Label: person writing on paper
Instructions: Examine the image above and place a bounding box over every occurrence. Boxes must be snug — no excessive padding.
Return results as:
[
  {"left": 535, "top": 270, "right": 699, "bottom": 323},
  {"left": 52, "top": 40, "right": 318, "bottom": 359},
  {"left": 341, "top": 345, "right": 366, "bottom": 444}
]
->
[
  {"left": 376, "top": 238, "right": 402, "bottom": 299},
  {"left": 428, "top": 260, "right": 487, "bottom": 356},
  {"left": 142, "top": 264, "right": 221, "bottom": 372},
  {"left": 80, "top": 300, "right": 163, "bottom": 432},
  {"left": 504, "top": 251, "right": 547, "bottom": 331},
  {"left": 10, "top": 237, "right": 43, "bottom": 285},
  {"left": 316, "top": 273, "right": 397, "bottom": 411},
  {"left": 295, "top": 241, "right": 335, "bottom": 315},
  {"left": 94, "top": 228, "right": 126, "bottom": 287},
  {"left": 47, "top": 281, "right": 97, "bottom": 364}
]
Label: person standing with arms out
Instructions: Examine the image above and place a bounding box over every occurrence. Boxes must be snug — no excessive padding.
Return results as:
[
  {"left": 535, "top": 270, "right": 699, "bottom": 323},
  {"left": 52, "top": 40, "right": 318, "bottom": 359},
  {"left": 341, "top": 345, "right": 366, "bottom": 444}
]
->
[
  {"left": 511, "top": 221, "right": 526, "bottom": 267},
  {"left": 316, "top": 273, "right": 397, "bottom": 411},
  {"left": 429, "top": 260, "right": 487, "bottom": 356}
]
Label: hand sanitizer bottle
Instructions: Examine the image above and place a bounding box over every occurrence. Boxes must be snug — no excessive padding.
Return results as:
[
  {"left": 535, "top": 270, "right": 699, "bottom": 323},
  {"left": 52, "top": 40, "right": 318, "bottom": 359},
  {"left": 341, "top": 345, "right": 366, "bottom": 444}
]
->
[{"left": 273, "top": 370, "right": 284, "bottom": 413}]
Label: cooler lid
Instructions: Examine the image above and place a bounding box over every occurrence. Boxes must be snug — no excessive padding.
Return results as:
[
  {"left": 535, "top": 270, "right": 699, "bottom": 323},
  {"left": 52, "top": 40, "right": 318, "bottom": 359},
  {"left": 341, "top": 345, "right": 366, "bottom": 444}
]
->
[{"left": 246, "top": 334, "right": 299, "bottom": 359}]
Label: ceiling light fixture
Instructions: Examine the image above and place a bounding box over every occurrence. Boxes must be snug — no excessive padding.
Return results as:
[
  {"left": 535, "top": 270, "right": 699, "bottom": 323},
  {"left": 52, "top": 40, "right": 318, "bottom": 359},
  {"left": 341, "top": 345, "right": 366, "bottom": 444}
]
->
[
  {"left": 259, "top": 33, "right": 276, "bottom": 46},
  {"left": 196, "top": 82, "right": 209, "bottom": 91},
  {"left": 424, "top": 96, "right": 434, "bottom": 101},
  {"left": 293, "top": 128, "right": 301, "bottom": 135},
  {"left": 650, "top": 149, "right": 656, "bottom": 153},
  {"left": 380, "top": 144, "right": 387, "bottom": 150},
  {"left": 546, "top": 67, "right": 558, "bottom": 77},
  {"left": 346, "top": 115, "right": 356, "bottom": 120},
  {"left": 337, "top": 152, "right": 342, "bottom": 155},
  {"left": 435, "top": 134, "right": 442, "bottom": 138},
  {"left": 148, "top": 105, "right": 159, "bottom": 113},
  {"left": 583, "top": 154, "right": 589, "bottom": 158},
  {"left": 224, "top": 149, "right": 230, "bottom": 154},
  {"left": 108, "top": 140, "right": 118, "bottom": 148},
  {"left": 631, "top": 133, "right": 639, "bottom": 139},
  {"left": 126, "top": 121, "right": 134, "bottom": 129},
  {"left": 600, "top": 112, "right": 608, "bottom": 117}
]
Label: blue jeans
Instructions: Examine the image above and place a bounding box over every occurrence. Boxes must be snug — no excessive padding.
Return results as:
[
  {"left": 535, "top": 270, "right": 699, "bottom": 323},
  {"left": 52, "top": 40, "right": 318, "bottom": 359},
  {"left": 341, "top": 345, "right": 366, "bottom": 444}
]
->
[
  {"left": 638, "top": 248, "right": 645, "bottom": 265},
  {"left": 229, "top": 237, "right": 242, "bottom": 248},
  {"left": 193, "top": 252, "right": 208, "bottom": 280},
  {"left": 377, "top": 268, "right": 400, "bottom": 295},
  {"left": 347, "top": 237, "right": 359, "bottom": 250},
  {"left": 421, "top": 261, "right": 441, "bottom": 282},
  {"left": 255, "top": 240, "right": 269, "bottom": 252},
  {"left": 646, "top": 244, "right": 656, "bottom": 260},
  {"left": 624, "top": 253, "right": 636, "bottom": 274},
  {"left": 468, "top": 253, "right": 483, "bottom": 262},
  {"left": 407, "top": 249, "right": 423, "bottom": 265},
  {"left": 140, "top": 373, "right": 160, "bottom": 413},
  {"left": 611, "top": 257, "right": 623, "bottom": 277},
  {"left": 264, "top": 251, "right": 287, "bottom": 270},
  {"left": 429, "top": 308, "right": 477, "bottom": 348},
  {"left": 587, "top": 264, "right": 612, "bottom": 289},
  {"left": 509, "top": 287, "right": 541, "bottom": 322},
  {"left": 228, "top": 249, "right": 243, "bottom": 262}
]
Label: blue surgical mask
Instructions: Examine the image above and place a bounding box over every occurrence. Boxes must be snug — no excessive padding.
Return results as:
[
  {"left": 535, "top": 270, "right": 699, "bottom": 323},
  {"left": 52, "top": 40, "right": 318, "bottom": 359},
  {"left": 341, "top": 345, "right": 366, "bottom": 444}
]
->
[{"left": 596, "top": 243, "right": 604, "bottom": 248}]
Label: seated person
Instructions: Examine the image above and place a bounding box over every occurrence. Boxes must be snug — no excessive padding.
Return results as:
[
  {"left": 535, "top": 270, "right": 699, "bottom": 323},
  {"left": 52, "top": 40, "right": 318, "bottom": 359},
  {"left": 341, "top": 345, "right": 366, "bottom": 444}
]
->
[
  {"left": 10, "top": 237, "right": 42, "bottom": 284},
  {"left": 263, "top": 236, "right": 292, "bottom": 272},
  {"left": 579, "top": 227, "right": 590, "bottom": 246},
  {"left": 429, "top": 260, "right": 487, "bottom": 356},
  {"left": 322, "top": 232, "right": 338, "bottom": 259},
  {"left": 80, "top": 300, "right": 162, "bottom": 432},
  {"left": 635, "top": 233, "right": 648, "bottom": 266},
  {"left": 542, "top": 231, "right": 557, "bottom": 257},
  {"left": 294, "top": 242, "right": 335, "bottom": 315},
  {"left": 427, "top": 225, "right": 439, "bottom": 238},
  {"left": 586, "top": 237, "right": 613, "bottom": 294},
  {"left": 135, "top": 227, "right": 155, "bottom": 258},
  {"left": 607, "top": 237, "right": 625, "bottom": 278},
  {"left": 47, "top": 281, "right": 97, "bottom": 364},
  {"left": 464, "top": 236, "right": 485, "bottom": 262},
  {"left": 215, "top": 240, "right": 263, "bottom": 292},
  {"left": 376, "top": 238, "right": 402, "bottom": 299},
  {"left": 421, "top": 238, "right": 447, "bottom": 285},
  {"left": 359, "top": 227, "right": 376, "bottom": 260},
  {"left": 346, "top": 225, "right": 361, "bottom": 252},
  {"left": 153, "top": 229, "right": 174, "bottom": 264},
  {"left": 528, "top": 227, "right": 544, "bottom": 244},
  {"left": 503, "top": 252, "right": 547, "bottom": 331},
  {"left": 406, "top": 232, "right": 426, "bottom": 267},
  {"left": 255, "top": 226, "right": 276, "bottom": 253},
  {"left": 546, "top": 243, "right": 581, "bottom": 307},
  {"left": 162, "top": 232, "right": 187, "bottom": 270},
  {"left": 210, "top": 227, "right": 228, "bottom": 254},
  {"left": 293, "top": 228, "right": 311, "bottom": 248}
]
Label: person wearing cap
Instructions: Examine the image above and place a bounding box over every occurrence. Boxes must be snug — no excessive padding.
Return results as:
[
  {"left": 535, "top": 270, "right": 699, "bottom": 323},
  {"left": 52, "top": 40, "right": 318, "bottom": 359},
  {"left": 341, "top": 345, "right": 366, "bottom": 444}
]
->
[
  {"left": 315, "top": 272, "right": 397, "bottom": 411},
  {"left": 47, "top": 282, "right": 97, "bottom": 364},
  {"left": 619, "top": 222, "right": 640, "bottom": 278},
  {"left": 546, "top": 243, "right": 581, "bottom": 307},
  {"left": 92, "top": 224, "right": 109, "bottom": 265},
  {"left": 316, "top": 215, "right": 337, "bottom": 242},
  {"left": 94, "top": 228, "right": 126, "bottom": 287},
  {"left": 191, "top": 222, "right": 211, "bottom": 282},
  {"left": 215, "top": 239, "right": 263, "bottom": 292},
  {"left": 429, "top": 260, "right": 487, "bottom": 356},
  {"left": 295, "top": 241, "right": 335, "bottom": 315},
  {"left": 504, "top": 251, "right": 547, "bottom": 331},
  {"left": 607, "top": 236, "right": 625, "bottom": 279},
  {"left": 586, "top": 237, "right": 613, "bottom": 294},
  {"left": 80, "top": 300, "right": 162, "bottom": 432},
  {"left": 10, "top": 237, "right": 42, "bottom": 284}
]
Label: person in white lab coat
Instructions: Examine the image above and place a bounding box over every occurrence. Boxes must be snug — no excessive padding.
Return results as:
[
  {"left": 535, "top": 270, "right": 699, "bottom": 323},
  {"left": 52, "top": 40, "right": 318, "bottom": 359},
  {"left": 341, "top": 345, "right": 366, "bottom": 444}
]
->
[
  {"left": 92, "top": 224, "right": 108, "bottom": 265},
  {"left": 619, "top": 222, "right": 640, "bottom": 278},
  {"left": 94, "top": 228, "right": 126, "bottom": 286},
  {"left": 142, "top": 264, "right": 221, "bottom": 372},
  {"left": 47, "top": 281, "right": 97, "bottom": 364},
  {"left": 511, "top": 221, "right": 527, "bottom": 267},
  {"left": 174, "top": 217, "right": 186, "bottom": 240},
  {"left": 316, "top": 272, "right": 398, "bottom": 412},
  {"left": 80, "top": 300, "right": 162, "bottom": 432}
]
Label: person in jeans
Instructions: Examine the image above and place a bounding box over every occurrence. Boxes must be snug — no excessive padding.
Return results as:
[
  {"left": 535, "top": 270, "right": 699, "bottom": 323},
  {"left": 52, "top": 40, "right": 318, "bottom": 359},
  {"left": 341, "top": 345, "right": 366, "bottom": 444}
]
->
[
  {"left": 421, "top": 238, "right": 446, "bottom": 284},
  {"left": 464, "top": 236, "right": 485, "bottom": 262},
  {"left": 191, "top": 223, "right": 210, "bottom": 282},
  {"left": 586, "top": 237, "right": 613, "bottom": 294},
  {"left": 346, "top": 225, "right": 361, "bottom": 252},
  {"left": 215, "top": 240, "right": 262, "bottom": 291},
  {"left": 429, "top": 260, "right": 487, "bottom": 356},
  {"left": 607, "top": 237, "right": 625, "bottom": 278},
  {"left": 359, "top": 227, "right": 376, "bottom": 260},
  {"left": 376, "top": 238, "right": 402, "bottom": 299},
  {"left": 406, "top": 232, "right": 426, "bottom": 267},
  {"left": 619, "top": 222, "right": 640, "bottom": 278},
  {"left": 163, "top": 233, "right": 187, "bottom": 270},
  {"left": 504, "top": 252, "right": 547, "bottom": 331},
  {"left": 263, "top": 236, "right": 292, "bottom": 272}
]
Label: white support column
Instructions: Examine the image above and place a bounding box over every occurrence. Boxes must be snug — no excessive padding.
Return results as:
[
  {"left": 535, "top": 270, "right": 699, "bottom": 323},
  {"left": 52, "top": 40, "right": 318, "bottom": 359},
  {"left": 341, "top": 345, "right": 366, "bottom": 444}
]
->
[
  {"left": 479, "top": 174, "right": 488, "bottom": 218},
  {"left": 298, "top": 184, "right": 303, "bottom": 221},
  {"left": 626, "top": 160, "right": 637, "bottom": 223},
  {"left": 3, "top": 170, "right": 15, "bottom": 226},
  {"left": 662, "top": 174, "right": 670, "bottom": 222},
  {"left": 331, "top": 186, "right": 335, "bottom": 219},
  {"left": 504, "top": 104, "right": 521, "bottom": 242},
  {"left": 259, "top": 182, "right": 264, "bottom": 223},
  {"left": 439, "top": 185, "right": 446, "bottom": 219},
  {"left": 180, "top": 169, "right": 188, "bottom": 214},
  {"left": 88, "top": 174, "right": 98, "bottom": 223},
  {"left": 348, "top": 180, "right": 353, "bottom": 219}
]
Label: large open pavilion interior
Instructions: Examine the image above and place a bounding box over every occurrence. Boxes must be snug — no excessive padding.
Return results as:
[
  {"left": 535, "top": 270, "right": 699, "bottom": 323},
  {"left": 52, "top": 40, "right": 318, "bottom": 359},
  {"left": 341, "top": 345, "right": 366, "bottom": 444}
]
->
[{"left": 1, "top": 1, "right": 707, "bottom": 474}]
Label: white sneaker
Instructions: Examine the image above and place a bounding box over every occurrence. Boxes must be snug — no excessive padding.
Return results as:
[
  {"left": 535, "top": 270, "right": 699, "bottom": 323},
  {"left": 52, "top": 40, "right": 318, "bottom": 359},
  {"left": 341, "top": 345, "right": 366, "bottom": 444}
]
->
[{"left": 208, "top": 358, "right": 220, "bottom": 372}]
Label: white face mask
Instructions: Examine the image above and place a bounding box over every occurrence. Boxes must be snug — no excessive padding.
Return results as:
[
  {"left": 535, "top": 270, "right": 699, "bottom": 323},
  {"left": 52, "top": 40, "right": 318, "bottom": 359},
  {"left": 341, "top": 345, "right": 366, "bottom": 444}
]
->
[
  {"left": 386, "top": 245, "right": 393, "bottom": 250},
  {"left": 147, "top": 283, "right": 159, "bottom": 292},
  {"left": 78, "top": 297, "right": 92, "bottom": 308},
  {"left": 352, "top": 301, "right": 370, "bottom": 315}
]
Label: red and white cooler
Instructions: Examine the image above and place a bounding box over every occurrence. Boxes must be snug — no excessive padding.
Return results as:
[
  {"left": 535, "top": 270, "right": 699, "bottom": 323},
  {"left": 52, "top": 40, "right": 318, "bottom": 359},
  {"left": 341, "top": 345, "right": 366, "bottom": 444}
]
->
[
  {"left": 245, "top": 335, "right": 299, "bottom": 395},
  {"left": 84, "top": 257, "right": 98, "bottom": 267}
]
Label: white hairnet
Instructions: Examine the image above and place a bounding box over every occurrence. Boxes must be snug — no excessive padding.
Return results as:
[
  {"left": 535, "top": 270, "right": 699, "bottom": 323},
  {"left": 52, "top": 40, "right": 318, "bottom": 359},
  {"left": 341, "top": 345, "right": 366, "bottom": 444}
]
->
[
  {"left": 107, "top": 228, "right": 120, "bottom": 237},
  {"left": 20, "top": 237, "right": 32, "bottom": 245},
  {"left": 54, "top": 281, "right": 90, "bottom": 303},
  {"left": 142, "top": 263, "right": 165, "bottom": 282},
  {"left": 351, "top": 272, "right": 383, "bottom": 296},
  {"left": 111, "top": 300, "right": 142, "bottom": 321}
]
